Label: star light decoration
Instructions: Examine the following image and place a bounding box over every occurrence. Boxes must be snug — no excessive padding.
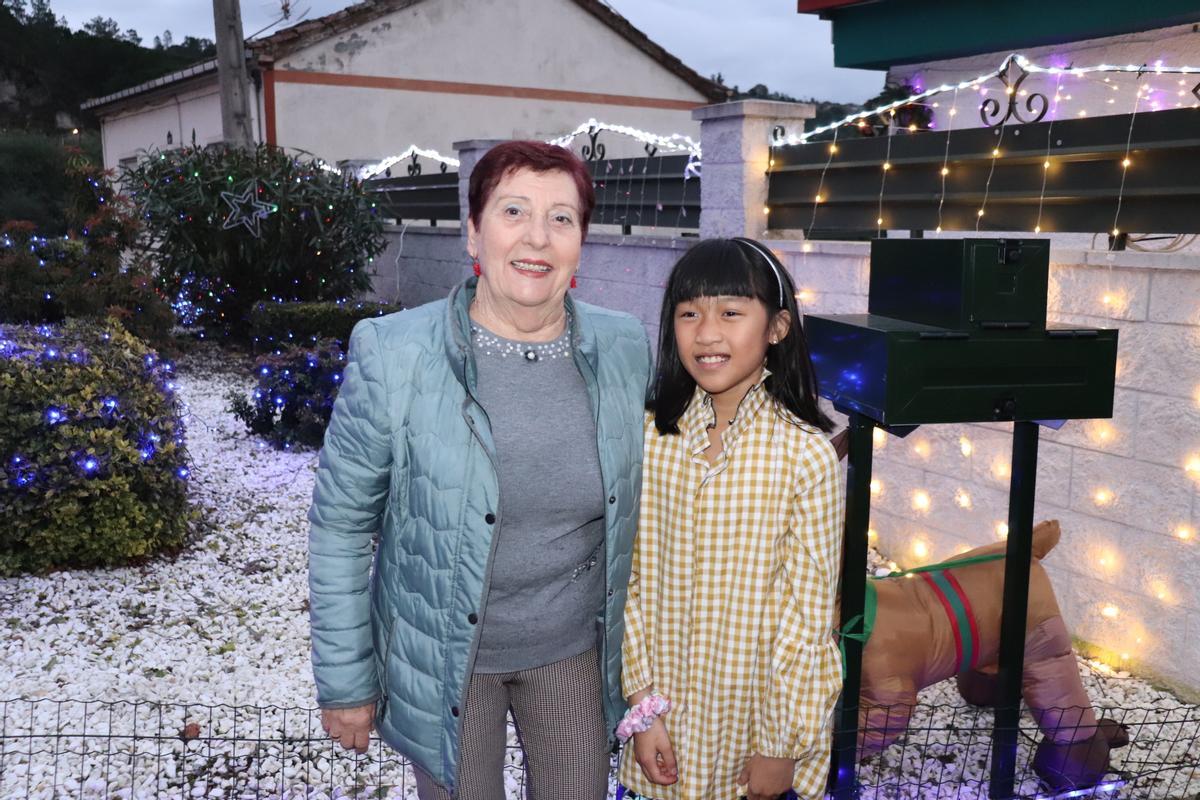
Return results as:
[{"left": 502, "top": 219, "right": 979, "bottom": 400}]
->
[{"left": 220, "top": 181, "right": 274, "bottom": 237}]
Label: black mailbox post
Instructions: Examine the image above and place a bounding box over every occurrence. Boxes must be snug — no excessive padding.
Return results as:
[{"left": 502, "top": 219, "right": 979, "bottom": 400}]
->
[{"left": 807, "top": 238, "right": 1118, "bottom": 799}]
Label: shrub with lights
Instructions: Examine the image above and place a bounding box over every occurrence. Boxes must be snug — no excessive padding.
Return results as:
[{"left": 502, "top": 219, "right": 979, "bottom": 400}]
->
[
  {"left": 247, "top": 300, "right": 402, "bottom": 351},
  {"left": 121, "top": 143, "right": 387, "bottom": 340},
  {"left": 0, "top": 320, "right": 192, "bottom": 575},
  {"left": 0, "top": 149, "right": 175, "bottom": 351},
  {"left": 227, "top": 339, "right": 347, "bottom": 450}
]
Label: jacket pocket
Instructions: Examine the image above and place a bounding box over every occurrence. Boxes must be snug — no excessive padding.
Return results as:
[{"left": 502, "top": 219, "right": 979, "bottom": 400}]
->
[{"left": 376, "top": 613, "right": 402, "bottom": 723}]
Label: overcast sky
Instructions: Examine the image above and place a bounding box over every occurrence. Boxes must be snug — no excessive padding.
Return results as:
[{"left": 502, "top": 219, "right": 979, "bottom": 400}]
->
[{"left": 47, "top": 0, "right": 885, "bottom": 103}]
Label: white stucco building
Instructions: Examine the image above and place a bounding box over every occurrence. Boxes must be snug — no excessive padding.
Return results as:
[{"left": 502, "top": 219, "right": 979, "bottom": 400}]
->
[{"left": 82, "top": 0, "right": 724, "bottom": 172}]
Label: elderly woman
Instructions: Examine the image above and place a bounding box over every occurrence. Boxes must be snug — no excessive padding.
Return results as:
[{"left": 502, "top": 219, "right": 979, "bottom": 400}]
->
[{"left": 308, "top": 140, "right": 650, "bottom": 800}]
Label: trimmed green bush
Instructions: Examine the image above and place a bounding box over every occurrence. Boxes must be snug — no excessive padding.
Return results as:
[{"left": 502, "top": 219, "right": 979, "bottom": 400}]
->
[
  {"left": 0, "top": 149, "right": 176, "bottom": 352},
  {"left": 227, "top": 340, "right": 346, "bottom": 450},
  {"left": 247, "top": 300, "right": 401, "bottom": 350},
  {"left": 0, "top": 320, "right": 192, "bottom": 575}
]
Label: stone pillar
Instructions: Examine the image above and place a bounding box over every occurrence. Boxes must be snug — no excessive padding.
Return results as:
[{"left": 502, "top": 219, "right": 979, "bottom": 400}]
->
[
  {"left": 692, "top": 100, "right": 815, "bottom": 240},
  {"left": 452, "top": 139, "right": 505, "bottom": 239}
]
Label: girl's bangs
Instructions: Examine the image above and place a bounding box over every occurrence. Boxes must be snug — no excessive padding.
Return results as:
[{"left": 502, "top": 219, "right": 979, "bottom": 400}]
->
[{"left": 666, "top": 240, "right": 774, "bottom": 307}]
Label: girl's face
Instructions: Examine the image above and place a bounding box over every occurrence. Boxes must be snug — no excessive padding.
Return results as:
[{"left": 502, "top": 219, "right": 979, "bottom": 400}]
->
[{"left": 673, "top": 294, "right": 790, "bottom": 406}]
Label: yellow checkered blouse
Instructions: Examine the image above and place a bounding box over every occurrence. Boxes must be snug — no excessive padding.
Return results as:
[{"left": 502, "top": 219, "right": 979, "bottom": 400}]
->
[{"left": 619, "top": 379, "right": 844, "bottom": 800}]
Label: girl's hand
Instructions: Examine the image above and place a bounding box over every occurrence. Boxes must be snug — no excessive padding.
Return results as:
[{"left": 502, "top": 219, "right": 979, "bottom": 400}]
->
[
  {"left": 632, "top": 717, "right": 678, "bottom": 786},
  {"left": 737, "top": 754, "right": 796, "bottom": 800}
]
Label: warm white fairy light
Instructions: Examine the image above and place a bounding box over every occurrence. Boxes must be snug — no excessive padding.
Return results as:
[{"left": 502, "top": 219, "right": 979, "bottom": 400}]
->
[
  {"left": 955, "top": 488, "right": 973, "bottom": 509},
  {"left": 992, "top": 458, "right": 1010, "bottom": 479},
  {"left": 912, "top": 540, "right": 929, "bottom": 559},
  {"left": 1185, "top": 454, "right": 1200, "bottom": 479},
  {"left": 934, "top": 83, "right": 962, "bottom": 231},
  {"left": 912, "top": 490, "right": 931, "bottom": 512},
  {"left": 1101, "top": 604, "right": 1120, "bottom": 619},
  {"left": 959, "top": 436, "right": 973, "bottom": 457},
  {"left": 1093, "top": 488, "right": 1115, "bottom": 506},
  {"left": 1176, "top": 524, "right": 1195, "bottom": 542},
  {"left": 1090, "top": 421, "right": 1116, "bottom": 444},
  {"left": 1151, "top": 580, "right": 1171, "bottom": 602},
  {"left": 995, "top": 522, "right": 1009, "bottom": 540},
  {"left": 911, "top": 438, "right": 931, "bottom": 458},
  {"left": 870, "top": 479, "right": 882, "bottom": 496},
  {"left": 873, "top": 428, "right": 887, "bottom": 448}
]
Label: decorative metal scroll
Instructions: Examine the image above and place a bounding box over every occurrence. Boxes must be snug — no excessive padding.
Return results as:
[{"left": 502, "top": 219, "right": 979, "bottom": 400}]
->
[
  {"left": 980, "top": 58, "right": 1049, "bottom": 126},
  {"left": 581, "top": 126, "right": 606, "bottom": 161},
  {"left": 402, "top": 154, "right": 448, "bottom": 177}
]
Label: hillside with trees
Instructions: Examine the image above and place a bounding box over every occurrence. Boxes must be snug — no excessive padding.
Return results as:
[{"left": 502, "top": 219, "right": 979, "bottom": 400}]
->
[{"left": 0, "top": 0, "right": 215, "bottom": 132}]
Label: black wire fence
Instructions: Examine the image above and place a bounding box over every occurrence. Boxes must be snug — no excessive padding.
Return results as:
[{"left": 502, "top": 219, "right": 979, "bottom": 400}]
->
[{"left": 1, "top": 697, "right": 1197, "bottom": 799}]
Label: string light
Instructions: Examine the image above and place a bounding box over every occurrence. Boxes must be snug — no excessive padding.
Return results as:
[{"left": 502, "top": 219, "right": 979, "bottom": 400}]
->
[
  {"left": 1176, "top": 525, "right": 1194, "bottom": 541},
  {"left": 992, "top": 458, "right": 1010, "bottom": 479},
  {"left": 1101, "top": 604, "right": 1120, "bottom": 619},
  {"left": 959, "top": 436, "right": 973, "bottom": 457},
  {"left": 1184, "top": 454, "right": 1200, "bottom": 478},
  {"left": 873, "top": 427, "right": 887, "bottom": 448},
  {"left": 775, "top": 53, "right": 1200, "bottom": 147},
  {"left": 870, "top": 479, "right": 882, "bottom": 496},
  {"left": 1088, "top": 421, "right": 1116, "bottom": 444},
  {"left": 996, "top": 522, "right": 1009, "bottom": 540},
  {"left": 362, "top": 117, "right": 705, "bottom": 180},
  {"left": 912, "top": 490, "right": 931, "bottom": 511},
  {"left": 1093, "top": 488, "right": 1115, "bottom": 506},
  {"left": 955, "top": 488, "right": 973, "bottom": 509},
  {"left": 912, "top": 540, "right": 929, "bottom": 559},
  {"left": 911, "top": 438, "right": 931, "bottom": 458},
  {"left": 547, "top": 118, "right": 701, "bottom": 158}
]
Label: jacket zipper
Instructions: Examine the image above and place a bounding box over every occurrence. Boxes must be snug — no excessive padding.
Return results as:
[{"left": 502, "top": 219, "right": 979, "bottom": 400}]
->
[{"left": 450, "top": 383, "right": 504, "bottom": 788}]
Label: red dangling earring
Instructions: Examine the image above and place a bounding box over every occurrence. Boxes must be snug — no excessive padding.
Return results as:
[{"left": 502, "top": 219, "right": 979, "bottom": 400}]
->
[
  {"left": 570, "top": 275, "right": 578, "bottom": 289},
  {"left": 473, "top": 260, "right": 481, "bottom": 277}
]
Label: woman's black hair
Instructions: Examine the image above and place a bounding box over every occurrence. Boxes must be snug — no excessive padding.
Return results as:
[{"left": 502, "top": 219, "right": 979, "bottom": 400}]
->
[{"left": 647, "top": 237, "right": 834, "bottom": 435}]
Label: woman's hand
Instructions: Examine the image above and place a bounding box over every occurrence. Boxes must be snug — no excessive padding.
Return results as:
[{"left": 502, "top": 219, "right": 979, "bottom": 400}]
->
[
  {"left": 632, "top": 717, "right": 678, "bottom": 786},
  {"left": 321, "top": 704, "right": 375, "bottom": 754},
  {"left": 737, "top": 754, "right": 796, "bottom": 800}
]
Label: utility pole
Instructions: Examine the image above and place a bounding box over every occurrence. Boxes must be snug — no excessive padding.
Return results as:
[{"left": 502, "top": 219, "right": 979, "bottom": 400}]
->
[{"left": 213, "top": 0, "right": 255, "bottom": 149}]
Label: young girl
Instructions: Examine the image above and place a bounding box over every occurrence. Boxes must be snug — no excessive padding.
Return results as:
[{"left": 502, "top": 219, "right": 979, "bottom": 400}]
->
[{"left": 617, "top": 238, "right": 845, "bottom": 800}]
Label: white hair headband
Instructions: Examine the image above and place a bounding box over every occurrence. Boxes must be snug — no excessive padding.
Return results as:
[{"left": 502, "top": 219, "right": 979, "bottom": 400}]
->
[{"left": 735, "top": 239, "right": 786, "bottom": 308}]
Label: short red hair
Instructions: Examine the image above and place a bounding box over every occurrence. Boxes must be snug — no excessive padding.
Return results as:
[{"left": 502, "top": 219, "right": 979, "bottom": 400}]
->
[{"left": 468, "top": 141, "right": 596, "bottom": 241}]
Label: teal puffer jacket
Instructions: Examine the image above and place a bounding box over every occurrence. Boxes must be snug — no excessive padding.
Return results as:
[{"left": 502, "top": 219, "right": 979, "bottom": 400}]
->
[{"left": 307, "top": 278, "right": 650, "bottom": 790}]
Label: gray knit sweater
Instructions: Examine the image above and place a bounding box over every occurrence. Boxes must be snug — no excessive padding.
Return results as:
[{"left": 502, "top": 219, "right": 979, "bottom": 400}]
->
[{"left": 469, "top": 322, "right": 606, "bottom": 673}]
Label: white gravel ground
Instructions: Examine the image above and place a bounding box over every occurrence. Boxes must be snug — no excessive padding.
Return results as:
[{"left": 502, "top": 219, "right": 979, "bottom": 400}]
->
[{"left": 1, "top": 354, "right": 1196, "bottom": 799}]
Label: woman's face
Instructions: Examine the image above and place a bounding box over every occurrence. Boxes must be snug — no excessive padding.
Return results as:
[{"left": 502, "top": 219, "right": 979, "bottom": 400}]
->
[{"left": 467, "top": 167, "right": 583, "bottom": 315}]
